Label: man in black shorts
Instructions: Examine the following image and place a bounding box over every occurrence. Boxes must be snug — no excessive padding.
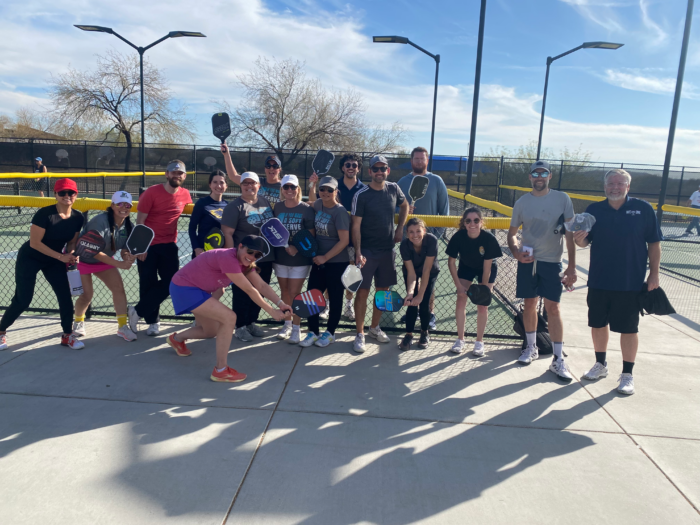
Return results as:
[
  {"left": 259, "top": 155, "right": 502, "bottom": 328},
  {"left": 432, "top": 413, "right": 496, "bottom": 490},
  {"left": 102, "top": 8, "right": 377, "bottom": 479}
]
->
[
  {"left": 351, "top": 155, "right": 409, "bottom": 353},
  {"left": 574, "top": 169, "right": 661, "bottom": 395}
]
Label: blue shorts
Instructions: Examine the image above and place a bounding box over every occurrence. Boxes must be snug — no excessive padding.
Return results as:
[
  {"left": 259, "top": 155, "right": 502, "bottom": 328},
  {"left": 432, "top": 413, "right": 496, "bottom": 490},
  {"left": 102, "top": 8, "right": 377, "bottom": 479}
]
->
[
  {"left": 458, "top": 264, "right": 498, "bottom": 284},
  {"left": 169, "top": 282, "right": 212, "bottom": 315},
  {"left": 516, "top": 261, "right": 563, "bottom": 303}
]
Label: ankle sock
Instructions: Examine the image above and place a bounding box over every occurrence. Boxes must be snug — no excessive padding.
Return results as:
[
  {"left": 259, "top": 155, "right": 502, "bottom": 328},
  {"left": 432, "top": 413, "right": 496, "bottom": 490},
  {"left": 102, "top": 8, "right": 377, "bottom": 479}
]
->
[
  {"left": 216, "top": 366, "right": 227, "bottom": 373},
  {"left": 595, "top": 352, "right": 607, "bottom": 365},
  {"left": 622, "top": 361, "right": 635, "bottom": 374},
  {"left": 117, "top": 315, "right": 127, "bottom": 328},
  {"left": 526, "top": 331, "right": 536, "bottom": 347},
  {"left": 284, "top": 320, "right": 292, "bottom": 327},
  {"left": 75, "top": 314, "right": 85, "bottom": 323},
  {"left": 292, "top": 324, "right": 300, "bottom": 331},
  {"left": 553, "top": 342, "right": 563, "bottom": 360}
]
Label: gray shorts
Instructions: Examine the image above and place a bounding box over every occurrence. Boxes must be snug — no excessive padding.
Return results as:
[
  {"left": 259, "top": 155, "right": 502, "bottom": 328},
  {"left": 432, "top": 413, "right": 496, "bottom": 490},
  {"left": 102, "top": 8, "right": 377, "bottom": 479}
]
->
[{"left": 359, "top": 250, "right": 397, "bottom": 290}]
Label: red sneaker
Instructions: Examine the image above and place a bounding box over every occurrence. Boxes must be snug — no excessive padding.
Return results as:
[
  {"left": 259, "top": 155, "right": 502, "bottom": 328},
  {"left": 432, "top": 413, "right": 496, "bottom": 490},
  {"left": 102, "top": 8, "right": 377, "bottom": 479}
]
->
[
  {"left": 61, "top": 333, "right": 85, "bottom": 350},
  {"left": 210, "top": 367, "right": 247, "bottom": 383},
  {"left": 167, "top": 333, "right": 191, "bottom": 357}
]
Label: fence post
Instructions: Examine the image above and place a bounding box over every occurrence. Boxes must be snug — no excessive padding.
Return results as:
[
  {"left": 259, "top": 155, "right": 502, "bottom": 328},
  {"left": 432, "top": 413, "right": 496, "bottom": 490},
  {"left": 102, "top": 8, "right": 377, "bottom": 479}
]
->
[
  {"left": 496, "top": 156, "right": 504, "bottom": 202},
  {"left": 557, "top": 160, "right": 564, "bottom": 191},
  {"left": 102, "top": 175, "right": 106, "bottom": 199},
  {"left": 677, "top": 166, "right": 686, "bottom": 206},
  {"left": 248, "top": 148, "right": 252, "bottom": 172},
  {"left": 457, "top": 156, "right": 463, "bottom": 193},
  {"left": 192, "top": 144, "right": 197, "bottom": 191},
  {"left": 29, "top": 139, "right": 34, "bottom": 172},
  {"left": 83, "top": 140, "right": 89, "bottom": 194},
  {"left": 304, "top": 150, "right": 309, "bottom": 191}
]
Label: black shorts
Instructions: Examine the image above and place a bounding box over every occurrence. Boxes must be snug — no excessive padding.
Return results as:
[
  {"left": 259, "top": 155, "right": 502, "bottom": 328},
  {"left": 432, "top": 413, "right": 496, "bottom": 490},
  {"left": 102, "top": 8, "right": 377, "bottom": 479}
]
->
[
  {"left": 458, "top": 265, "right": 497, "bottom": 283},
  {"left": 587, "top": 288, "right": 640, "bottom": 334},
  {"left": 359, "top": 249, "right": 397, "bottom": 290}
]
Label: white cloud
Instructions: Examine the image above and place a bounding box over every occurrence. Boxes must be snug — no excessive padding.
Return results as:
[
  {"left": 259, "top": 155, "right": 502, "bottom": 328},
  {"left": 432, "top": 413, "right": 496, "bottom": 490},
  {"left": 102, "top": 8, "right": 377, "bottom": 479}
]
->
[
  {"left": 601, "top": 69, "right": 700, "bottom": 99},
  {"left": 639, "top": 0, "right": 668, "bottom": 45}
]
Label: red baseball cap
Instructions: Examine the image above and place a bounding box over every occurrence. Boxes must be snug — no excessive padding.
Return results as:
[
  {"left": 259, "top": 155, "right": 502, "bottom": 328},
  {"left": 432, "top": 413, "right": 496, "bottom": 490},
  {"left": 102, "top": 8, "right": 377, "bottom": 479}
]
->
[{"left": 54, "top": 178, "right": 78, "bottom": 193}]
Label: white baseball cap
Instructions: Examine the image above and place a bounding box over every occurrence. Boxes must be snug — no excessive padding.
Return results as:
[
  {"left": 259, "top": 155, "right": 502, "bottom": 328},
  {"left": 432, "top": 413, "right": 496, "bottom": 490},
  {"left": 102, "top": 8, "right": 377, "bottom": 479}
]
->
[
  {"left": 111, "top": 191, "right": 133, "bottom": 205},
  {"left": 240, "top": 172, "right": 260, "bottom": 183},
  {"left": 280, "top": 174, "right": 299, "bottom": 187}
]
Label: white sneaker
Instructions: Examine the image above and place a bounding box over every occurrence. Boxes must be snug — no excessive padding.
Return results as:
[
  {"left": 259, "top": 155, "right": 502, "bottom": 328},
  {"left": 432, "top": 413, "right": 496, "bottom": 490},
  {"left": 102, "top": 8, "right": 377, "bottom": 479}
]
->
[
  {"left": 146, "top": 323, "right": 160, "bottom": 336},
  {"left": 235, "top": 326, "right": 253, "bottom": 342},
  {"left": 288, "top": 326, "right": 301, "bottom": 344},
  {"left": 549, "top": 356, "right": 573, "bottom": 383},
  {"left": 617, "top": 373, "right": 635, "bottom": 395},
  {"left": 127, "top": 306, "right": 140, "bottom": 332},
  {"left": 344, "top": 300, "right": 355, "bottom": 321},
  {"left": 518, "top": 345, "right": 539, "bottom": 365},
  {"left": 582, "top": 362, "right": 608, "bottom": 381},
  {"left": 368, "top": 326, "right": 390, "bottom": 343},
  {"left": 319, "top": 305, "right": 330, "bottom": 320},
  {"left": 61, "top": 333, "right": 85, "bottom": 350},
  {"left": 117, "top": 325, "right": 138, "bottom": 342},
  {"left": 0, "top": 333, "right": 8, "bottom": 351},
  {"left": 472, "top": 341, "right": 485, "bottom": 357},
  {"left": 450, "top": 339, "right": 465, "bottom": 354},
  {"left": 277, "top": 324, "right": 292, "bottom": 340},
  {"left": 299, "top": 332, "right": 320, "bottom": 347},
  {"left": 353, "top": 333, "right": 366, "bottom": 353},
  {"left": 72, "top": 321, "right": 86, "bottom": 337},
  {"left": 315, "top": 331, "right": 335, "bottom": 347}
]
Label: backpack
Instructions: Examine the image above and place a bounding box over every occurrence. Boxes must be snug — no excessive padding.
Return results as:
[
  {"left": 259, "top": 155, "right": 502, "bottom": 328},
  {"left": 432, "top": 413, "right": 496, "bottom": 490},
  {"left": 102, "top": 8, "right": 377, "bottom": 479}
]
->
[{"left": 512, "top": 302, "right": 553, "bottom": 355}]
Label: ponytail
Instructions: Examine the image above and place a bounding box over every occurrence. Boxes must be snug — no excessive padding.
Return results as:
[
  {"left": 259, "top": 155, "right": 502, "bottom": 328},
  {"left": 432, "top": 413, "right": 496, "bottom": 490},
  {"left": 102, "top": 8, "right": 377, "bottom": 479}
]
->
[{"left": 106, "top": 207, "right": 133, "bottom": 252}]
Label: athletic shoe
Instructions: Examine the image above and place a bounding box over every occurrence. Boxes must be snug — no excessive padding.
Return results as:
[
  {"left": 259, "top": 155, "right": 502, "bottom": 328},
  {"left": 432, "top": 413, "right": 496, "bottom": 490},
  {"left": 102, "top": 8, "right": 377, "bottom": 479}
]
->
[
  {"left": 353, "top": 333, "right": 366, "bottom": 353},
  {"left": 428, "top": 313, "right": 437, "bottom": 330},
  {"left": 167, "top": 333, "right": 191, "bottom": 356},
  {"left": 549, "top": 357, "right": 573, "bottom": 382},
  {"left": 210, "top": 366, "right": 247, "bottom": 383},
  {"left": 319, "top": 305, "right": 330, "bottom": 320},
  {"left": 247, "top": 323, "right": 265, "bottom": 337},
  {"left": 368, "top": 326, "right": 390, "bottom": 343},
  {"left": 299, "top": 333, "right": 320, "bottom": 347},
  {"left": 518, "top": 345, "right": 538, "bottom": 365},
  {"left": 235, "top": 326, "right": 253, "bottom": 342},
  {"left": 417, "top": 330, "right": 430, "bottom": 349},
  {"left": 343, "top": 300, "right": 355, "bottom": 321},
  {"left": 617, "top": 373, "right": 635, "bottom": 395},
  {"left": 472, "top": 341, "right": 485, "bottom": 357},
  {"left": 315, "top": 332, "right": 335, "bottom": 348},
  {"left": 146, "top": 323, "right": 160, "bottom": 336},
  {"left": 582, "top": 362, "right": 609, "bottom": 381},
  {"left": 277, "top": 324, "right": 292, "bottom": 340},
  {"left": 0, "top": 334, "right": 8, "bottom": 351},
  {"left": 72, "top": 321, "right": 86, "bottom": 337},
  {"left": 288, "top": 326, "right": 301, "bottom": 344},
  {"left": 127, "top": 305, "right": 139, "bottom": 332},
  {"left": 398, "top": 333, "right": 413, "bottom": 351},
  {"left": 450, "top": 339, "right": 465, "bottom": 354},
  {"left": 61, "top": 333, "right": 85, "bottom": 350},
  {"left": 116, "top": 325, "right": 138, "bottom": 342}
]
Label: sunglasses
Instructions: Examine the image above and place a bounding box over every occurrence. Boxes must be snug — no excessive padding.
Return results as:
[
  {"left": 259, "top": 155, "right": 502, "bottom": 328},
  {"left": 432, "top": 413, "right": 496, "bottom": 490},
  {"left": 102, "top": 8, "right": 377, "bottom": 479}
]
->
[
  {"left": 319, "top": 187, "right": 335, "bottom": 193},
  {"left": 282, "top": 184, "right": 297, "bottom": 190},
  {"left": 57, "top": 190, "right": 77, "bottom": 197},
  {"left": 241, "top": 180, "right": 258, "bottom": 186},
  {"left": 115, "top": 202, "right": 132, "bottom": 209},
  {"left": 246, "top": 248, "right": 263, "bottom": 259},
  {"left": 371, "top": 166, "right": 388, "bottom": 173},
  {"left": 344, "top": 162, "right": 359, "bottom": 169},
  {"left": 464, "top": 218, "right": 481, "bottom": 224},
  {"left": 265, "top": 164, "right": 280, "bottom": 169},
  {"left": 530, "top": 171, "right": 550, "bottom": 178}
]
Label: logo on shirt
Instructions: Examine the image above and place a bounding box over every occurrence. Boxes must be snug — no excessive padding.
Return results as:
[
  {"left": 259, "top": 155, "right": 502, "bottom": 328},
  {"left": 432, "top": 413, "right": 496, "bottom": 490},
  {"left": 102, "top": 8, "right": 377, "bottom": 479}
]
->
[
  {"left": 208, "top": 208, "right": 223, "bottom": 220},
  {"left": 626, "top": 210, "right": 641, "bottom": 216},
  {"left": 479, "top": 246, "right": 485, "bottom": 256}
]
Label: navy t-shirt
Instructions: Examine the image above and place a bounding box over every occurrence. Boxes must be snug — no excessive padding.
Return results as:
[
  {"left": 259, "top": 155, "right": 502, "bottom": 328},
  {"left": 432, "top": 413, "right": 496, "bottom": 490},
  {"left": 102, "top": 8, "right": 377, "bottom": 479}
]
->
[
  {"left": 188, "top": 196, "right": 228, "bottom": 252},
  {"left": 586, "top": 197, "right": 661, "bottom": 291},
  {"left": 337, "top": 177, "right": 365, "bottom": 210},
  {"left": 400, "top": 233, "right": 440, "bottom": 275}
]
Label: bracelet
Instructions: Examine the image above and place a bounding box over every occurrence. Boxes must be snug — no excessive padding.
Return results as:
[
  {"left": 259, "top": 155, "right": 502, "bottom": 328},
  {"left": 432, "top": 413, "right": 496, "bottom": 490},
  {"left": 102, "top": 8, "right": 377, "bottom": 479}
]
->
[{"left": 276, "top": 299, "right": 283, "bottom": 307}]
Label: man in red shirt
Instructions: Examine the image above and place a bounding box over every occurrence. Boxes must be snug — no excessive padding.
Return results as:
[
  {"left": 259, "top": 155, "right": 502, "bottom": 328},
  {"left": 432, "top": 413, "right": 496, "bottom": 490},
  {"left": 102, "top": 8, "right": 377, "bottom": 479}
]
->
[{"left": 127, "top": 160, "right": 192, "bottom": 335}]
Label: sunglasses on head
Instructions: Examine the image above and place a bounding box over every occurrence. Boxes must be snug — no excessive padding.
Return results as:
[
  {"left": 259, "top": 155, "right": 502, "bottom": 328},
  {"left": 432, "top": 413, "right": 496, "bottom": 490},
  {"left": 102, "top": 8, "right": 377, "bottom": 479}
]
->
[
  {"left": 246, "top": 248, "right": 263, "bottom": 259},
  {"left": 319, "top": 186, "right": 335, "bottom": 193},
  {"left": 57, "top": 190, "right": 77, "bottom": 197},
  {"left": 344, "top": 162, "right": 358, "bottom": 169},
  {"left": 464, "top": 218, "right": 481, "bottom": 224},
  {"left": 265, "top": 163, "right": 280, "bottom": 169},
  {"left": 371, "top": 166, "right": 388, "bottom": 173},
  {"left": 282, "top": 184, "right": 297, "bottom": 190},
  {"left": 530, "top": 170, "right": 550, "bottom": 178}
]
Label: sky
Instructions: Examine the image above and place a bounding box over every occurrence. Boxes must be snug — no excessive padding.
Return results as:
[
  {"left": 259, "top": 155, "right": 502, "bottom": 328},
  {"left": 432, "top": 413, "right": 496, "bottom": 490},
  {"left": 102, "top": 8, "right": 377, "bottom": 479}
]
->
[{"left": 1, "top": 0, "right": 699, "bottom": 167}]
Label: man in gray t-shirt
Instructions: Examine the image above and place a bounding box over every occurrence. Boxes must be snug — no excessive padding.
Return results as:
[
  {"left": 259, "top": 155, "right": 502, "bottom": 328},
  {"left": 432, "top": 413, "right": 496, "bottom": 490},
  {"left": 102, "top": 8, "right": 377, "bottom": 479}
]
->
[{"left": 507, "top": 160, "right": 577, "bottom": 381}]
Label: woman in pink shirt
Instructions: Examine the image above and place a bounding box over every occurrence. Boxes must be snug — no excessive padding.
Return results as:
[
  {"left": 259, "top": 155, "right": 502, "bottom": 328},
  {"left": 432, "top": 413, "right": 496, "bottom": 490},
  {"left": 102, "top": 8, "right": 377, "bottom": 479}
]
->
[{"left": 167, "top": 235, "right": 292, "bottom": 382}]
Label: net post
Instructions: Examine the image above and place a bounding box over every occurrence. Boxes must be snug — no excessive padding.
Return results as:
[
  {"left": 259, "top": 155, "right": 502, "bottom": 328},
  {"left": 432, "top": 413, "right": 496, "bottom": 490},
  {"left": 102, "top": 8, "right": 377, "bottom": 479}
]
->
[
  {"left": 557, "top": 160, "right": 564, "bottom": 191},
  {"left": 676, "top": 166, "right": 685, "bottom": 206},
  {"left": 497, "top": 156, "right": 504, "bottom": 202}
]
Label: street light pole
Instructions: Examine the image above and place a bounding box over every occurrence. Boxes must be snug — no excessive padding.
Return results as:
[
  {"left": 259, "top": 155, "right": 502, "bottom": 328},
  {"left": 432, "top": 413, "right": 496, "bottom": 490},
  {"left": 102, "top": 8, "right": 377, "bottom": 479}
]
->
[
  {"left": 74, "top": 26, "right": 205, "bottom": 185},
  {"left": 465, "top": 0, "right": 487, "bottom": 195},
  {"left": 535, "top": 41, "right": 623, "bottom": 160},
  {"left": 373, "top": 36, "right": 440, "bottom": 172}
]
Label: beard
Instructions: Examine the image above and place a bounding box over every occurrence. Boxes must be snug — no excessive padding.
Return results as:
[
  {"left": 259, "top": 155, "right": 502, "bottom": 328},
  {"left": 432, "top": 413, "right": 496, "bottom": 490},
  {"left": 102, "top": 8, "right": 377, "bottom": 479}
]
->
[
  {"left": 606, "top": 190, "right": 626, "bottom": 202},
  {"left": 168, "top": 178, "right": 183, "bottom": 188}
]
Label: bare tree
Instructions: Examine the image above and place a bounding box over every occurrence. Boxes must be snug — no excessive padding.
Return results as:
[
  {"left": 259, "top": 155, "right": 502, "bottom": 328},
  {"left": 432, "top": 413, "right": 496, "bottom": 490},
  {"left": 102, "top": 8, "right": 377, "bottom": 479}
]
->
[
  {"left": 221, "top": 57, "right": 409, "bottom": 165},
  {"left": 48, "top": 50, "right": 195, "bottom": 169}
]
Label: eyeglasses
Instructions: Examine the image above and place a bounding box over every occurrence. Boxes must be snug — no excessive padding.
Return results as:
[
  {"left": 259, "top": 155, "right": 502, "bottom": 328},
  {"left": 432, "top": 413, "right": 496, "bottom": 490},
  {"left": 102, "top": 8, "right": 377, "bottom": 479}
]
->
[
  {"left": 371, "top": 166, "right": 388, "bottom": 173},
  {"left": 265, "top": 164, "right": 280, "bottom": 169},
  {"left": 344, "top": 162, "right": 359, "bottom": 169},
  {"left": 530, "top": 170, "right": 550, "bottom": 178},
  {"left": 246, "top": 248, "right": 263, "bottom": 259},
  {"left": 115, "top": 202, "right": 132, "bottom": 209},
  {"left": 282, "top": 184, "right": 297, "bottom": 190},
  {"left": 319, "top": 187, "right": 335, "bottom": 193},
  {"left": 464, "top": 218, "right": 481, "bottom": 224},
  {"left": 57, "top": 190, "right": 77, "bottom": 197}
]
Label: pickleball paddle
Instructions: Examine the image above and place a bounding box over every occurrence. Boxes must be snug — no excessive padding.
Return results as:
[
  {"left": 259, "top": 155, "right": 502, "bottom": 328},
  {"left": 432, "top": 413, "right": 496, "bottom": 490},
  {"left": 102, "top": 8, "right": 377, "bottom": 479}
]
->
[
  {"left": 204, "top": 227, "right": 223, "bottom": 251},
  {"left": 261, "top": 218, "right": 290, "bottom": 248},
  {"left": 212, "top": 113, "right": 231, "bottom": 144},
  {"left": 408, "top": 175, "right": 429, "bottom": 204},
  {"left": 292, "top": 289, "right": 327, "bottom": 318},
  {"left": 74, "top": 230, "right": 106, "bottom": 260},
  {"left": 126, "top": 224, "right": 155, "bottom": 255},
  {"left": 341, "top": 264, "right": 363, "bottom": 293},
  {"left": 312, "top": 150, "right": 335, "bottom": 176},
  {"left": 467, "top": 284, "right": 492, "bottom": 306},
  {"left": 291, "top": 229, "right": 318, "bottom": 258},
  {"left": 374, "top": 290, "right": 404, "bottom": 312}
]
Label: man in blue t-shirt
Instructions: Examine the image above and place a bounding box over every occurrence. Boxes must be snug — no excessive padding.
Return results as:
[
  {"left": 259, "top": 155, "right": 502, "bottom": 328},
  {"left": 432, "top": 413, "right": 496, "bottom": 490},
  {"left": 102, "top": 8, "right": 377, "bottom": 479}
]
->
[{"left": 574, "top": 169, "right": 661, "bottom": 396}]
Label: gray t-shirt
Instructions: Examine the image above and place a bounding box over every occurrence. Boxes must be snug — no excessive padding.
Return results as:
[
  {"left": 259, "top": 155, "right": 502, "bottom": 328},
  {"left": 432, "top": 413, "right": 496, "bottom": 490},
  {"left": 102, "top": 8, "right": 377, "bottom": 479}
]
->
[
  {"left": 81, "top": 212, "right": 129, "bottom": 264},
  {"left": 258, "top": 179, "right": 281, "bottom": 207},
  {"left": 273, "top": 201, "right": 315, "bottom": 266},
  {"left": 313, "top": 200, "right": 350, "bottom": 264},
  {"left": 510, "top": 189, "right": 574, "bottom": 263},
  {"left": 221, "top": 196, "right": 274, "bottom": 263},
  {"left": 351, "top": 182, "right": 406, "bottom": 253}
]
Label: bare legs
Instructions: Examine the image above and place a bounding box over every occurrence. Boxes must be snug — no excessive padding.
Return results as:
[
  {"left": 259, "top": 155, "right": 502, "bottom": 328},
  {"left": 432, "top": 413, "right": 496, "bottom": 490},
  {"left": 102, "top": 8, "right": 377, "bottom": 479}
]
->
[
  {"left": 455, "top": 280, "right": 493, "bottom": 341},
  {"left": 175, "top": 297, "right": 237, "bottom": 369},
  {"left": 354, "top": 287, "right": 388, "bottom": 333}
]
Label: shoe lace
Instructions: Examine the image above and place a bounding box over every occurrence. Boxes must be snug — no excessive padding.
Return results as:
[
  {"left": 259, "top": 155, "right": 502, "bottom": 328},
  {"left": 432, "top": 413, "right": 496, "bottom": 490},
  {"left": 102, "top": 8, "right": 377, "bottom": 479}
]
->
[{"left": 618, "top": 374, "right": 632, "bottom": 386}]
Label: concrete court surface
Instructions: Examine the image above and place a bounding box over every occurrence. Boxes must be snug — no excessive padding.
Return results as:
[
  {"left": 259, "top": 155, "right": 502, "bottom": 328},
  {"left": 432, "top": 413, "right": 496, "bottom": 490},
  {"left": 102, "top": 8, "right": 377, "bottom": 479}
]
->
[{"left": 0, "top": 247, "right": 699, "bottom": 524}]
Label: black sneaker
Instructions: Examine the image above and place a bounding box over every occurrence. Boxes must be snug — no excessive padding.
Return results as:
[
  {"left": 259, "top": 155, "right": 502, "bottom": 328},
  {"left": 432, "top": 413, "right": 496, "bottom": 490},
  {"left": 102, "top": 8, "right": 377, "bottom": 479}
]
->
[
  {"left": 417, "top": 330, "right": 430, "bottom": 349},
  {"left": 398, "top": 333, "right": 413, "bottom": 351}
]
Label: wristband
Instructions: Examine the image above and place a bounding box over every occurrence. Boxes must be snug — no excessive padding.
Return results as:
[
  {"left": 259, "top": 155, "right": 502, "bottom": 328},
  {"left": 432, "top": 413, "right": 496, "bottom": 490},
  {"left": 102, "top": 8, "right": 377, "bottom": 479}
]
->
[{"left": 276, "top": 299, "right": 283, "bottom": 307}]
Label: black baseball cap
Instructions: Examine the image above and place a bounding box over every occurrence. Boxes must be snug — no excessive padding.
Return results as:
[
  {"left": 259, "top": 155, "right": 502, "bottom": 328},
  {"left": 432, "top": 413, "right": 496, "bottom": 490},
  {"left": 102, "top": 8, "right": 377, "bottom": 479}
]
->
[
  {"left": 265, "top": 155, "right": 281, "bottom": 167},
  {"left": 240, "top": 235, "right": 269, "bottom": 255}
]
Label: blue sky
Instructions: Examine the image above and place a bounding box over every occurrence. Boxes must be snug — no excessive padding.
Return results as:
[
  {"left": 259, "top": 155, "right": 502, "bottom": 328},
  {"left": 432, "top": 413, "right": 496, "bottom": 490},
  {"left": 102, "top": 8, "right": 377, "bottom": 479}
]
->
[{"left": 1, "top": 0, "right": 699, "bottom": 166}]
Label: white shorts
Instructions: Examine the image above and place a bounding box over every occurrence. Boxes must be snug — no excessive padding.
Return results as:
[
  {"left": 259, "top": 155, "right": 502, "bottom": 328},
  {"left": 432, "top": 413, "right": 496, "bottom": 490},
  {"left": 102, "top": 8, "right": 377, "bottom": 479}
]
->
[{"left": 273, "top": 264, "right": 312, "bottom": 279}]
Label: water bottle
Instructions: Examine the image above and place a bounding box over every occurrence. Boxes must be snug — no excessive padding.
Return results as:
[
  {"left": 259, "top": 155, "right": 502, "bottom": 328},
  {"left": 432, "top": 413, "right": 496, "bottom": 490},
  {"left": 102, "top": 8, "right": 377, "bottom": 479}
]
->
[{"left": 67, "top": 265, "right": 83, "bottom": 296}]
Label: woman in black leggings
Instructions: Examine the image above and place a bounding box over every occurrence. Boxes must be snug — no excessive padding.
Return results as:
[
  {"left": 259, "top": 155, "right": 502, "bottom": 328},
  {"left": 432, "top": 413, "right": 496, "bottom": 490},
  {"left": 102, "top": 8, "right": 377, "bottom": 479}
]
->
[
  {"left": 299, "top": 176, "right": 350, "bottom": 348},
  {"left": 0, "top": 178, "right": 85, "bottom": 350}
]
